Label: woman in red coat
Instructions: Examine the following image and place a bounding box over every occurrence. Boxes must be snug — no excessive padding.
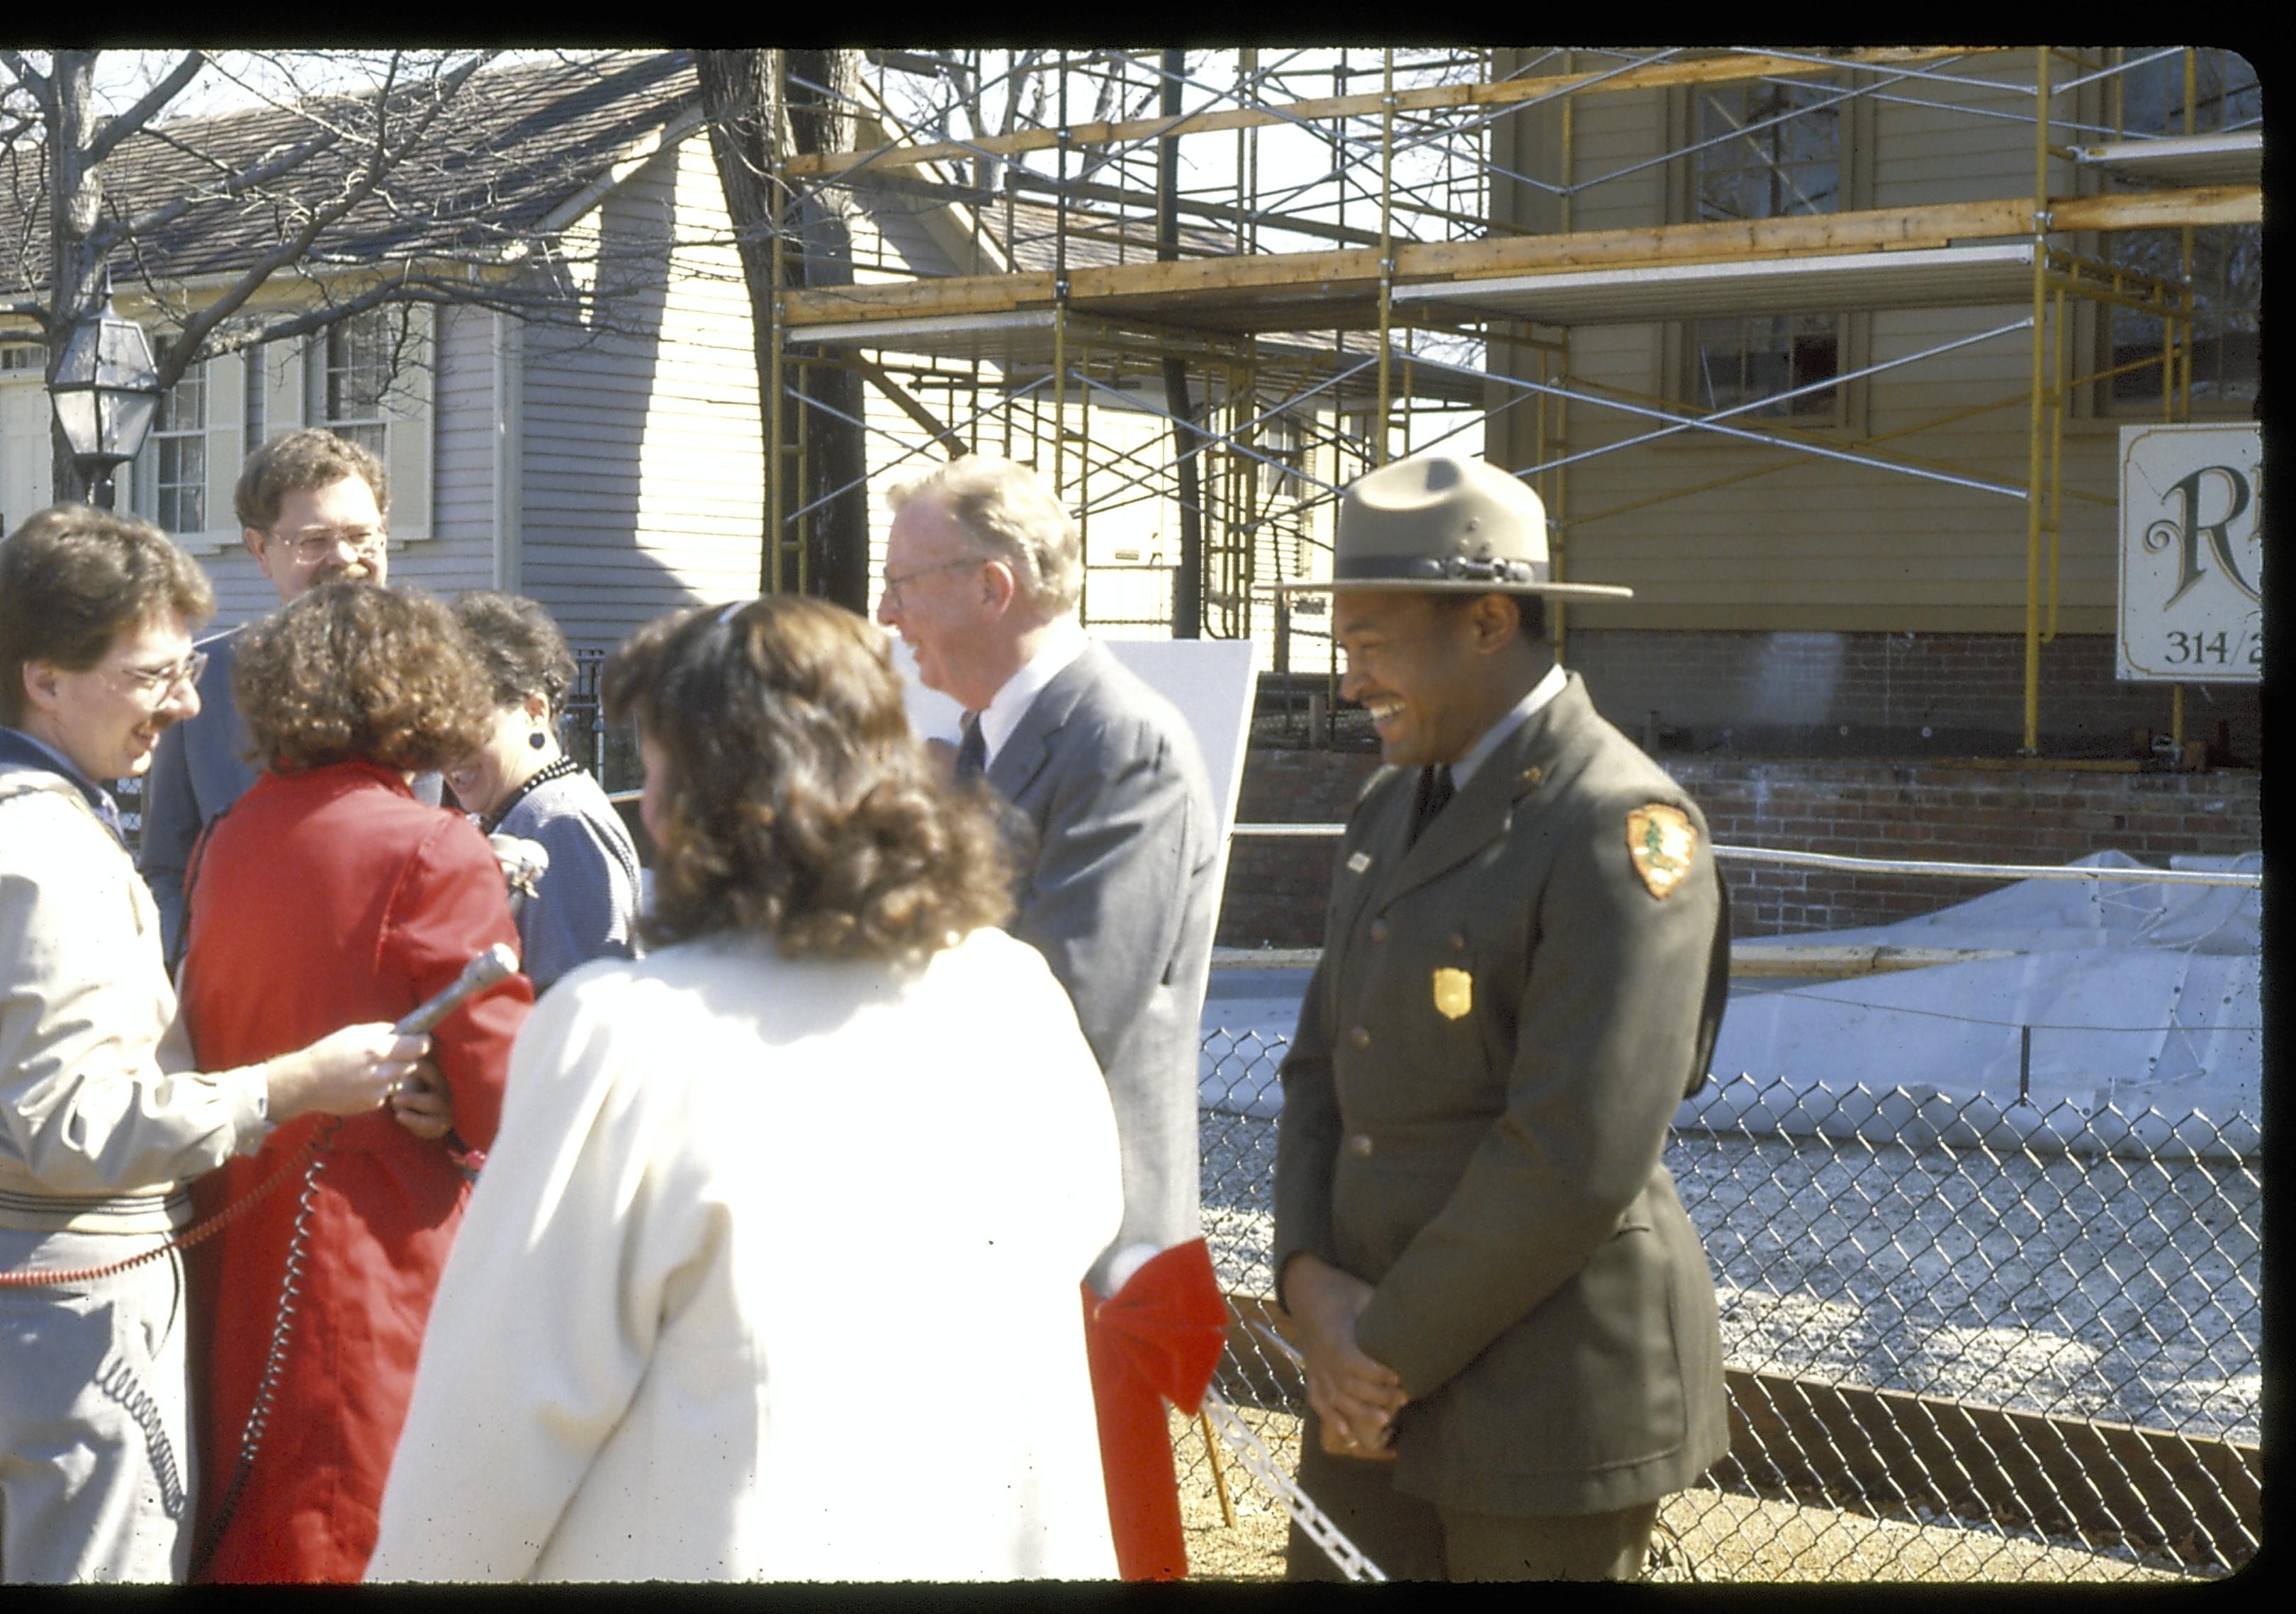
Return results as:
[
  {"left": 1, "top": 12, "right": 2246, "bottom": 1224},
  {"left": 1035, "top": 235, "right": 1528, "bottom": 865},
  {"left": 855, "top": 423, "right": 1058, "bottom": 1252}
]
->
[{"left": 179, "top": 582, "right": 533, "bottom": 1582}]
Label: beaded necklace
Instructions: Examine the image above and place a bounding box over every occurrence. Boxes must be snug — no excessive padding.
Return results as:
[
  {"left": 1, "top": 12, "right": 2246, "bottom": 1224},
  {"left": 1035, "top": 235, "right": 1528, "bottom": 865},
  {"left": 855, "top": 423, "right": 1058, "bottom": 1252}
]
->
[{"left": 478, "top": 754, "right": 583, "bottom": 836}]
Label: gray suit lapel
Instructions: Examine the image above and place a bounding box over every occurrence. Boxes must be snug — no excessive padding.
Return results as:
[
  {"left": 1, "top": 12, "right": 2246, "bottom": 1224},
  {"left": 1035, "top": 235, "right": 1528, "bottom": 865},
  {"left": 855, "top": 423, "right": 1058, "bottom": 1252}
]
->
[{"left": 984, "top": 640, "right": 1105, "bottom": 803}]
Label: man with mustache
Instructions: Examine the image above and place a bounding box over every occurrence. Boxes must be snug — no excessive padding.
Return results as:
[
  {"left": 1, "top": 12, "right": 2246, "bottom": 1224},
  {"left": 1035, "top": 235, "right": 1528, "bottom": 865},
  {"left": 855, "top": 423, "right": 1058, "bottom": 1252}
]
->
[{"left": 140, "top": 429, "right": 437, "bottom": 964}]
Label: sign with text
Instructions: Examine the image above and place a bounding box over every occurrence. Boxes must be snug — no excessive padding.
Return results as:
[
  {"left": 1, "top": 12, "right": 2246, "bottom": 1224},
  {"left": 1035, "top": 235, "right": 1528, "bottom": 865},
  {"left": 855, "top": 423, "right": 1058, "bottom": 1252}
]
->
[{"left": 2118, "top": 424, "right": 2262, "bottom": 682}]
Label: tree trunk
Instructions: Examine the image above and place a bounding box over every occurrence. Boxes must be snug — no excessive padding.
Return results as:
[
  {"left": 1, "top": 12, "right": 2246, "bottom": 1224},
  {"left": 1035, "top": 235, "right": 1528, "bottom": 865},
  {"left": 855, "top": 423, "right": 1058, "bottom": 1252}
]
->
[
  {"left": 1159, "top": 50, "right": 1203, "bottom": 639},
  {"left": 784, "top": 50, "right": 871, "bottom": 613},
  {"left": 43, "top": 52, "right": 103, "bottom": 504},
  {"left": 695, "top": 47, "right": 870, "bottom": 612},
  {"left": 694, "top": 50, "right": 787, "bottom": 596}
]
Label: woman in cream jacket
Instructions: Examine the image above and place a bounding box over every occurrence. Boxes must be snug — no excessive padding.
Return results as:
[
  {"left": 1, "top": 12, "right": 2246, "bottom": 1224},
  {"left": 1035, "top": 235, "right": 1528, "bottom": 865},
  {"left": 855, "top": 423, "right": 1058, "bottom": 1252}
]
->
[{"left": 369, "top": 596, "right": 1122, "bottom": 1582}]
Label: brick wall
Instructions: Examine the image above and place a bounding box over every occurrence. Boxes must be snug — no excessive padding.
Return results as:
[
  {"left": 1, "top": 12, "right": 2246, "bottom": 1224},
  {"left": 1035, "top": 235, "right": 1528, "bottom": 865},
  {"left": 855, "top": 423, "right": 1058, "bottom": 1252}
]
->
[
  {"left": 1665, "top": 758, "right": 2261, "bottom": 937},
  {"left": 1216, "top": 747, "right": 2263, "bottom": 947},
  {"left": 1217, "top": 748, "right": 1384, "bottom": 950},
  {"left": 1561, "top": 630, "right": 2263, "bottom": 766}
]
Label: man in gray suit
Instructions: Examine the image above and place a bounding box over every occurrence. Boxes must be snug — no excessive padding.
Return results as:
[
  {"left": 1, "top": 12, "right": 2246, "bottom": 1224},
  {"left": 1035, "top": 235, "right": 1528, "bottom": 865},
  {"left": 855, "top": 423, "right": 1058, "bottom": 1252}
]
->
[
  {"left": 140, "top": 429, "right": 435, "bottom": 963},
  {"left": 1272, "top": 453, "right": 1731, "bottom": 1581},
  {"left": 877, "top": 455, "right": 1226, "bottom": 1580}
]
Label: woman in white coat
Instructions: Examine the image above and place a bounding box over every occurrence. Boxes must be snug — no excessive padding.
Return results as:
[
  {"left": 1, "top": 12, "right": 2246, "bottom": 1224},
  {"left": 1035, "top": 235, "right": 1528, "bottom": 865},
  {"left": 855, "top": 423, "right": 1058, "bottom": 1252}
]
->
[{"left": 368, "top": 595, "right": 1124, "bottom": 1582}]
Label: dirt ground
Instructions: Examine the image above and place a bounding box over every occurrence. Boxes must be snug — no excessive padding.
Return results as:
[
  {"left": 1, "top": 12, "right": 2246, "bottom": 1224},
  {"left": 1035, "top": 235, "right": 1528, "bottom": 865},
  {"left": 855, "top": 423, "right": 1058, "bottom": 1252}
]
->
[{"left": 1171, "top": 1406, "right": 2202, "bottom": 1584}]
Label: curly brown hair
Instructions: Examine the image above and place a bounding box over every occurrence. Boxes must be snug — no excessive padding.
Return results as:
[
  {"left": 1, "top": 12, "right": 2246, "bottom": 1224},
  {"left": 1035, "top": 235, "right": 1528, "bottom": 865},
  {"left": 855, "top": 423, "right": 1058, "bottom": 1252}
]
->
[
  {"left": 0, "top": 504, "right": 214, "bottom": 726},
  {"left": 604, "top": 595, "right": 1014, "bottom": 963},
  {"left": 233, "top": 582, "right": 494, "bottom": 774}
]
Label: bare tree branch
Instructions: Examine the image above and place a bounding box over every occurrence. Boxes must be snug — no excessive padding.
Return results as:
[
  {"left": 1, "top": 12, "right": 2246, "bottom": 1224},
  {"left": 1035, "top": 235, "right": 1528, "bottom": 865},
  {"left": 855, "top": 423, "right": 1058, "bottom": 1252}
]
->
[
  {"left": 96, "top": 122, "right": 345, "bottom": 250},
  {"left": 0, "top": 50, "right": 50, "bottom": 101},
  {"left": 84, "top": 51, "right": 205, "bottom": 167},
  {"left": 151, "top": 52, "right": 493, "bottom": 388}
]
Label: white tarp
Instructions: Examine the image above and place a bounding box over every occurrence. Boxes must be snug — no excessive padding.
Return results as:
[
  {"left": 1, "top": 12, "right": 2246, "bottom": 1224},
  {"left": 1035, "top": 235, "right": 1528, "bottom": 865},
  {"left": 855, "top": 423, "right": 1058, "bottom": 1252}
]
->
[
  {"left": 1694, "top": 851, "right": 2261, "bottom": 1157},
  {"left": 1202, "top": 851, "right": 2262, "bottom": 1158}
]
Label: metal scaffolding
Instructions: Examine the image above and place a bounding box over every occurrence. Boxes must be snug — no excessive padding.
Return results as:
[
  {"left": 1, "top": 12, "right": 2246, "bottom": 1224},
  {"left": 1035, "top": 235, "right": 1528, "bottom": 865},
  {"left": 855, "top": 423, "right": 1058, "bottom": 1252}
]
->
[{"left": 754, "top": 46, "right": 2258, "bottom": 751}]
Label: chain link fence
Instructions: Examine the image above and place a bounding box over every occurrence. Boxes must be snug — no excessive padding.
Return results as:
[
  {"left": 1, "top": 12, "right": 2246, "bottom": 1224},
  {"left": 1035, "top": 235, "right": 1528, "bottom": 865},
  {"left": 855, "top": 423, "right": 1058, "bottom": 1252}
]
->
[{"left": 1188, "top": 1037, "right": 2260, "bottom": 1582}]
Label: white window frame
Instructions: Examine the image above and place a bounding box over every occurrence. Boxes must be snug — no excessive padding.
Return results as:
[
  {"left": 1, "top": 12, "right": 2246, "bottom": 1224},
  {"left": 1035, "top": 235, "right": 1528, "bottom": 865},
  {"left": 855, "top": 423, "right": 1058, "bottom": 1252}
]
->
[{"left": 141, "top": 339, "right": 209, "bottom": 536}]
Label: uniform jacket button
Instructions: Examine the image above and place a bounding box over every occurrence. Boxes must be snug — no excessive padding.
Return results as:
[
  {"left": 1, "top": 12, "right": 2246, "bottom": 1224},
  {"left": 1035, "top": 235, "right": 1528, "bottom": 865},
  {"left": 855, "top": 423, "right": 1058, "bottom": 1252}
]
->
[
  {"left": 1368, "top": 918, "right": 1390, "bottom": 942},
  {"left": 1347, "top": 1025, "right": 1373, "bottom": 1050},
  {"left": 1345, "top": 1132, "right": 1375, "bottom": 1159}
]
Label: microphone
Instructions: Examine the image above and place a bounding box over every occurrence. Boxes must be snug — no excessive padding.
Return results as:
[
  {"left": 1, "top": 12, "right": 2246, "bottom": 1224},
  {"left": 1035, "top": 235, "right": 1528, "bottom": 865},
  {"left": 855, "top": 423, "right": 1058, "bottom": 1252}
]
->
[{"left": 395, "top": 943, "right": 519, "bottom": 1037}]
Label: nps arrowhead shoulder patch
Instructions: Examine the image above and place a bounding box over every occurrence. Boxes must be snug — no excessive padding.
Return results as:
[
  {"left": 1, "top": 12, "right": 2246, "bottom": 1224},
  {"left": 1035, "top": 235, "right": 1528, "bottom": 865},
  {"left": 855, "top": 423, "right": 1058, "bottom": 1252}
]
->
[{"left": 1626, "top": 803, "right": 1697, "bottom": 899}]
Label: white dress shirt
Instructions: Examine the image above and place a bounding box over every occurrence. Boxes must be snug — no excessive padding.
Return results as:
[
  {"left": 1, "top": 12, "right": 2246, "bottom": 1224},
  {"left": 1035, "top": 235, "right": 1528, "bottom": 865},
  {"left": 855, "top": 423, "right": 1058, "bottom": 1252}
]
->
[
  {"left": 1451, "top": 658, "right": 1569, "bottom": 791},
  {"left": 974, "top": 614, "right": 1091, "bottom": 768}
]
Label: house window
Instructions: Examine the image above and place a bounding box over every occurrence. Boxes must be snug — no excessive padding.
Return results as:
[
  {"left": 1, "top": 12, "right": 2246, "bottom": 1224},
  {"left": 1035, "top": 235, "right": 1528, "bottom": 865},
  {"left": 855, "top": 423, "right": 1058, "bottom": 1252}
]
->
[
  {"left": 1691, "top": 315, "right": 1840, "bottom": 420},
  {"left": 1256, "top": 413, "right": 1305, "bottom": 502},
  {"left": 1685, "top": 79, "right": 1844, "bottom": 422},
  {"left": 315, "top": 309, "right": 394, "bottom": 457},
  {"left": 2103, "top": 50, "right": 2261, "bottom": 413},
  {"left": 148, "top": 342, "right": 207, "bottom": 535}
]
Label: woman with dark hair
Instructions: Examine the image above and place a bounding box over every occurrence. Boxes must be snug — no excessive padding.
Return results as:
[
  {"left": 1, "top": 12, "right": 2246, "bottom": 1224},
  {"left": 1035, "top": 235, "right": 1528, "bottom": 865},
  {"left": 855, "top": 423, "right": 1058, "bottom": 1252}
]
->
[
  {"left": 178, "top": 581, "right": 534, "bottom": 1584},
  {"left": 368, "top": 597, "right": 1123, "bottom": 1583},
  {"left": 444, "top": 592, "right": 639, "bottom": 992},
  {"left": 0, "top": 512, "right": 426, "bottom": 1585}
]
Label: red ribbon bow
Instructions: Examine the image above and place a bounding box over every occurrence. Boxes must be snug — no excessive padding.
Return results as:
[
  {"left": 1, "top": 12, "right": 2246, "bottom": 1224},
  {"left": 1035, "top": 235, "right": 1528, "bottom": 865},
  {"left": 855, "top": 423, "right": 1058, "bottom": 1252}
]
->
[{"left": 1081, "top": 1237, "right": 1229, "bottom": 1581}]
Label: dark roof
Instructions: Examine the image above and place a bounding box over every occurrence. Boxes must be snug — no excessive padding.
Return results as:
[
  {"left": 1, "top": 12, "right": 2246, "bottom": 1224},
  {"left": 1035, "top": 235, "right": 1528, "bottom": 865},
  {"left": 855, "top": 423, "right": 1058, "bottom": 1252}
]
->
[
  {"left": 996, "top": 197, "right": 1242, "bottom": 272},
  {"left": 5, "top": 50, "right": 699, "bottom": 295}
]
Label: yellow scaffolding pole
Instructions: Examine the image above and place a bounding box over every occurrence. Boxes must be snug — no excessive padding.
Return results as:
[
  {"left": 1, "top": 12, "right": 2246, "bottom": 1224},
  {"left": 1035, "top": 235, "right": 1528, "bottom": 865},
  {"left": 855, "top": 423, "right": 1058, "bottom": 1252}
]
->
[{"left": 2043, "top": 284, "right": 2066, "bottom": 643}]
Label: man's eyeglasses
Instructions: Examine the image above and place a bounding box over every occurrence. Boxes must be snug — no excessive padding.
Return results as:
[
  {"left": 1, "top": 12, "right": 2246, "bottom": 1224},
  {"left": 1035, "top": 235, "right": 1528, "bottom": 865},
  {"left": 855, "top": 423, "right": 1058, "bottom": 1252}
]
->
[
  {"left": 118, "top": 649, "right": 207, "bottom": 698},
  {"left": 269, "top": 525, "right": 387, "bottom": 563},
  {"left": 879, "top": 553, "right": 986, "bottom": 614}
]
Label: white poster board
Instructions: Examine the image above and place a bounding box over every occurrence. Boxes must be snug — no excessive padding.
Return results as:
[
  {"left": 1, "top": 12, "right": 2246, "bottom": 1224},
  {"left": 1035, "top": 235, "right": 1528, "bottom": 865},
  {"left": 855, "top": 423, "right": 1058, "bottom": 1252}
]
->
[{"left": 2118, "top": 424, "right": 2263, "bottom": 682}]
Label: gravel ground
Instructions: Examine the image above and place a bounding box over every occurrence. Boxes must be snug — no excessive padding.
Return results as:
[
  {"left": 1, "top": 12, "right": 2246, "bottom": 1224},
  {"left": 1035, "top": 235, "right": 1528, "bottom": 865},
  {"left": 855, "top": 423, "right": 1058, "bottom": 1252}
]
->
[{"left": 1174, "top": 1406, "right": 2194, "bottom": 1584}]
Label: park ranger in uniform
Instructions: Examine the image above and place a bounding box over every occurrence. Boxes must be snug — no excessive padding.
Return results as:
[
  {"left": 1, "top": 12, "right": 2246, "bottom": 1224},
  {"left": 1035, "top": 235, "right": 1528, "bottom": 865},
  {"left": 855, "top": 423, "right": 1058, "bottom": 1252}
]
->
[{"left": 1271, "top": 452, "right": 1733, "bottom": 1581}]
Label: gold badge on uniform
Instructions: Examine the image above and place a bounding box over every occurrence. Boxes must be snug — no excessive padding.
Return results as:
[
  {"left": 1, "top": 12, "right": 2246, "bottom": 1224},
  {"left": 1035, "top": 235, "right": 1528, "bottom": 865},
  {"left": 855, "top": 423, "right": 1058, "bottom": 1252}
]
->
[
  {"left": 1432, "top": 966, "right": 1473, "bottom": 1020},
  {"left": 1626, "top": 804, "right": 1697, "bottom": 899}
]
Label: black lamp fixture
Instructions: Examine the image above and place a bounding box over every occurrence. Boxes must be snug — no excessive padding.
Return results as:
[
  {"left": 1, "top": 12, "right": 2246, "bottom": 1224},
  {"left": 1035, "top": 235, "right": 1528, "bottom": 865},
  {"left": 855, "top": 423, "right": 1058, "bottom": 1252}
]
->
[{"left": 49, "top": 271, "right": 162, "bottom": 508}]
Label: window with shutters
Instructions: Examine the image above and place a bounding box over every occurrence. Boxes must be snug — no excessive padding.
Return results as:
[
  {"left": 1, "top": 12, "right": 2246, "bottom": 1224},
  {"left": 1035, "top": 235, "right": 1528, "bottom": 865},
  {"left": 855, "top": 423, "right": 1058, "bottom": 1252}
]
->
[
  {"left": 290, "top": 305, "right": 434, "bottom": 543},
  {"left": 122, "top": 341, "right": 243, "bottom": 551}
]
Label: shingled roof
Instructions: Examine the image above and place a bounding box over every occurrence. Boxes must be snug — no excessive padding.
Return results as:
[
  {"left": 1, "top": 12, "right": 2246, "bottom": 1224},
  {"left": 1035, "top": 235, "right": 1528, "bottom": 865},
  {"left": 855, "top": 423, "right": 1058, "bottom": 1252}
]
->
[{"left": 4, "top": 50, "right": 699, "bottom": 295}]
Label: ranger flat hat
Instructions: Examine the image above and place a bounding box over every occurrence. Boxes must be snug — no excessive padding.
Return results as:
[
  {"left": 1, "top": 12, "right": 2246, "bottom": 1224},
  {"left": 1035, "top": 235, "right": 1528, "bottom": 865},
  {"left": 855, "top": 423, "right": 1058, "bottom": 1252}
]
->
[{"left": 1278, "top": 453, "right": 1633, "bottom": 599}]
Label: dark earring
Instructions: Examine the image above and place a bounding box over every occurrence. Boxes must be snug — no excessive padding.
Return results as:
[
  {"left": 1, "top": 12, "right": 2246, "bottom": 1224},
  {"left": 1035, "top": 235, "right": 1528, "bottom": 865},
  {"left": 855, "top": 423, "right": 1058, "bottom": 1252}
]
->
[{"left": 529, "top": 731, "right": 548, "bottom": 750}]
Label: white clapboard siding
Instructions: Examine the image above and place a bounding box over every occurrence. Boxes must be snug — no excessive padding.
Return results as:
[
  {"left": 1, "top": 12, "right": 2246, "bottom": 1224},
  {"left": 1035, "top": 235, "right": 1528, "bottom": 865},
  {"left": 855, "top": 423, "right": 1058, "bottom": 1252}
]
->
[
  {"left": 429, "top": 305, "right": 505, "bottom": 585},
  {"left": 516, "top": 132, "right": 765, "bottom": 654}
]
